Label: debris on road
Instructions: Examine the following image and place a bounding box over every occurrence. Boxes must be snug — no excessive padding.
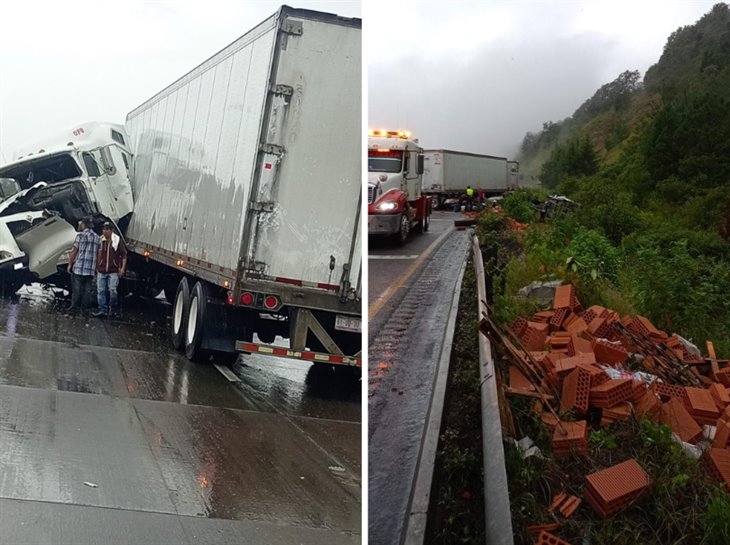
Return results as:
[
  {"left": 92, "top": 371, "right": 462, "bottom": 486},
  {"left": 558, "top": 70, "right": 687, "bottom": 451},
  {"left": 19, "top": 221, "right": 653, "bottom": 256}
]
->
[{"left": 83, "top": 481, "right": 98, "bottom": 488}]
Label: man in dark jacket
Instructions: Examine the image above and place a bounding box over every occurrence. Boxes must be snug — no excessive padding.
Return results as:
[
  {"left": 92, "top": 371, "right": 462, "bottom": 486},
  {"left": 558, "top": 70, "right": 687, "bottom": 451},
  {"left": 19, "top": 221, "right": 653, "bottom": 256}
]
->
[{"left": 93, "top": 222, "right": 127, "bottom": 318}]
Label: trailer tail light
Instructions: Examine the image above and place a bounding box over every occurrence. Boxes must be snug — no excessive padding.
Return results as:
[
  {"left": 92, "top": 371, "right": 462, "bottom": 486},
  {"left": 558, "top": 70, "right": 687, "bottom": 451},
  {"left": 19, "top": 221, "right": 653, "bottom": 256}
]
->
[
  {"left": 263, "top": 295, "right": 279, "bottom": 310},
  {"left": 226, "top": 293, "right": 234, "bottom": 305},
  {"left": 176, "top": 259, "right": 184, "bottom": 266},
  {"left": 144, "top": 250, "right": 151, "bottom": 257},
  {"left": 240, "top": 292, "right": 254, "bottom": 306}
]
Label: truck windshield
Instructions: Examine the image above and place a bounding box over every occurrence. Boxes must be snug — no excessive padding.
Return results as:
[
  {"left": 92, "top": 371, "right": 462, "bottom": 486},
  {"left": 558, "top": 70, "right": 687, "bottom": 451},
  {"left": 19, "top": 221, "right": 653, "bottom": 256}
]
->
[
  {"left": 0, "top": 153, "right": 83, "bottom": 191},
  {"left": 368, "top": 150, "right": 403, "bottom": 173}
]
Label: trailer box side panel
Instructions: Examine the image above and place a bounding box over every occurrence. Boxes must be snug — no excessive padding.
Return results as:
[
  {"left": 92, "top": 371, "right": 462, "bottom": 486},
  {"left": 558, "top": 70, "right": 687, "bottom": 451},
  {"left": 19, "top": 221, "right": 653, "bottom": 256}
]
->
[
  {"left": 442, "top": 152, "right": 508, "bottom": 192},
  {"left": 246, "top": 15, "right": 361, "bottom": 294},
  {"left": 125, "top": 16, "right": 278, "bottom": 274}
]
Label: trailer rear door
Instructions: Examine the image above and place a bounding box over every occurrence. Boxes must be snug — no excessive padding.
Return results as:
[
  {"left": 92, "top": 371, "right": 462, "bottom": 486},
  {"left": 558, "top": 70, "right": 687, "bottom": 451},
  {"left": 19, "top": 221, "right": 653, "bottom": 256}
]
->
[{"left": 245, "top": 13, "right": 361, "bottom": 297}]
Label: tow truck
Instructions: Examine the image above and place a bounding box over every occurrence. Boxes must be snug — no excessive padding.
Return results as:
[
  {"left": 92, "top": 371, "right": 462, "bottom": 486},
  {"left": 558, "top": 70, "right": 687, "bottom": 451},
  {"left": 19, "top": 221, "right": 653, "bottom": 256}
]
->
[{"left": 367, "top": 129, "right": 431, "bottom": 245}]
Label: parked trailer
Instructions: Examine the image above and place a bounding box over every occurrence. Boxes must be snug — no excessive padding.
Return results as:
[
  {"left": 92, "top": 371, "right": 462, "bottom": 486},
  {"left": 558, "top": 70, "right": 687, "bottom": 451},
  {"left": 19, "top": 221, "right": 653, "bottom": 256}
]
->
[
  {"left": 125, "top": 6, "right": 362, "bottom": 367},
  {"left": 422, "top": 149, "right": 511, "bottom": 208}
]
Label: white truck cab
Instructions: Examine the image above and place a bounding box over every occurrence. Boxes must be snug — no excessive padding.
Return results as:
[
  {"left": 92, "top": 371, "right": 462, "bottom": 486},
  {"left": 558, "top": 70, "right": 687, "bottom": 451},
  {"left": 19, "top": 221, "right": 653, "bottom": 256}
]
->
[
  {"left": 367, "top": 129, "right": 429, "bottom": 244},
  {"left": 0, "top": 122, "right": 134, "bottom": 282}
]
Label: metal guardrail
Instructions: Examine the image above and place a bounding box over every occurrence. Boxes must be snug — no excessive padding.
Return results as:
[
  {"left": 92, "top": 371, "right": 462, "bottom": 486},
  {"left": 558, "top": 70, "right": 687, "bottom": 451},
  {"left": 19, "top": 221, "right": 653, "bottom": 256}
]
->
[{"left": 472, "top": 234, "right": 514, "bottom": 545}]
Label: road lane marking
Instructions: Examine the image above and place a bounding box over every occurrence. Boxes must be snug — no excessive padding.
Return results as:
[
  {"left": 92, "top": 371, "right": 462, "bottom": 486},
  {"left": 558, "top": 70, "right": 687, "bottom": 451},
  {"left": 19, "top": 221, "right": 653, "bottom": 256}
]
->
[
  {"left": 368, "top": 255, "right": 418, "bottom": 260},
  {"left": 369, "top": 227, "right": 455, "bottom": 320},
  {"left": 214, "top": 364, "right": 240, "bottom": 382}
]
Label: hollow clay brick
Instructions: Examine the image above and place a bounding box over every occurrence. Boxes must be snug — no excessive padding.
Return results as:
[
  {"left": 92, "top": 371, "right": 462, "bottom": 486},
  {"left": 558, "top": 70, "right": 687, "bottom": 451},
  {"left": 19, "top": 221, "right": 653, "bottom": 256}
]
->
[
  {"left": 584, "top": 459, "right": 650, "bottom": 517},
  {"left": 660, "top": 397, "right": 703, "bottom": 444},
  {"left": 552, "top": 420, "right": 588, "bottom": 457},
  {"left": 534, "top": 531, "right": 573, "bottom": 545},
  {"left": 651, "top": 381, "right": 685, "bottom": 402},
  {"left": 509, "top": 366, "right": 536, "bottom": 392},
  {"left": 710, "top": 383, "right": 730, "bottom": 409},
  {"left": 683, "top": 387, "right": 720, "bottom": 426},
  {"left": 704, "top": 448, "right": 730, "bottom": 491},
  {"left": 713, "top": 420, "right": 730, "bottom": 449},
  {"left": 561, "top": 368, "right": 591, "bottom": 414},
  {"left": 590, "top": 379, "right": 633, "bottom": 408},
  {"left": 593, "top": 339, "right": 628, "bottom": 365},
  {"left": 553, "top": 284, "right": 575, "bottom": 311}
]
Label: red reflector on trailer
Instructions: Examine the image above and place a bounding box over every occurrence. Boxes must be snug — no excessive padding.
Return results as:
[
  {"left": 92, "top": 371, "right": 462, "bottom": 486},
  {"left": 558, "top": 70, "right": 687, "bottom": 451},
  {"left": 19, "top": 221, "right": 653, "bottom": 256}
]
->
[
  {"left": 226, "top": 294, "right": 234, "bottom": 305},
  {"left": 240, "top": 292, "right": 254, "bottom": 305}
]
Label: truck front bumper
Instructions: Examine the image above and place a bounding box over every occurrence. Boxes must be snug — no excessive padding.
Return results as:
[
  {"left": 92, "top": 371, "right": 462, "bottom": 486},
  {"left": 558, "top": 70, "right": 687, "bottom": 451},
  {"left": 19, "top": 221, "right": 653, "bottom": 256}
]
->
[{"left": 368, "top": 214, "right": 400, "bottom": 235}]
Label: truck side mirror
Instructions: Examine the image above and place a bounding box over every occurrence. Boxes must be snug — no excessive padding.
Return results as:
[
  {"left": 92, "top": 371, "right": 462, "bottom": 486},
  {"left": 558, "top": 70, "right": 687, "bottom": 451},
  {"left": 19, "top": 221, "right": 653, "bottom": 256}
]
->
[{"left": 417, "top": 154, "right": 424, "bottom": 175}]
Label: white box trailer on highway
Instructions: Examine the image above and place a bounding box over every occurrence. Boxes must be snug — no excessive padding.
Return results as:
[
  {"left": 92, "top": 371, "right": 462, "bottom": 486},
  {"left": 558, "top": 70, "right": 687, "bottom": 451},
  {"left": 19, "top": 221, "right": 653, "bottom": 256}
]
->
[
  {"left": 422, "top": 149, "right": 513, "bottom": 207},
  {"left": 125, "top": 6, "right": 362, "bottom": 367}
]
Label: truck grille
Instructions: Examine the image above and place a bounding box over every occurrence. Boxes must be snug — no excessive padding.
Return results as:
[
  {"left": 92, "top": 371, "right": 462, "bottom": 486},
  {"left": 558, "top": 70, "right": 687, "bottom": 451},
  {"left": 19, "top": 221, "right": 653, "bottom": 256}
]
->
[{"left": 368, "top": 186, "right": 375, "bottom": 204}]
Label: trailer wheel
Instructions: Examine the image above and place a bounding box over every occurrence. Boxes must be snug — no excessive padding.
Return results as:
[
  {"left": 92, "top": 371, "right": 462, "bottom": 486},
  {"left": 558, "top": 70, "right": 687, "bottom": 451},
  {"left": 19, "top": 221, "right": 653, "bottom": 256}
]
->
[
  {"left": 171, "top": 277, "right": 190, "bottom": 351},
  {"left": 184, "top": 281, "right": 208, "bottom": 362},
  {"left": 394, "top": 212, "right": 410, "bottom": 246}
]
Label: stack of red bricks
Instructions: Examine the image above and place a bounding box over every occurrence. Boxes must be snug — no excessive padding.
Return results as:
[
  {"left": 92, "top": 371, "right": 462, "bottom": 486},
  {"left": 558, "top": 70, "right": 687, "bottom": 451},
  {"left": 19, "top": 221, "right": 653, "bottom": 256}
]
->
[
  {"left": 584, "top": 459, "right": 651, "bottom": 517},
  {"left": 506, "top": 283, "right": 730, "bottom": 490}
]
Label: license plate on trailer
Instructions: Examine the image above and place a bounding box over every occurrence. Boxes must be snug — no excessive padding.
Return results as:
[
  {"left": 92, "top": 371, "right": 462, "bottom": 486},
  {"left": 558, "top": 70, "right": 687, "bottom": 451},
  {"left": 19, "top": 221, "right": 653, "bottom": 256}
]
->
[{"left": 335, "top": 314, "right": 361, "bottom": 333}]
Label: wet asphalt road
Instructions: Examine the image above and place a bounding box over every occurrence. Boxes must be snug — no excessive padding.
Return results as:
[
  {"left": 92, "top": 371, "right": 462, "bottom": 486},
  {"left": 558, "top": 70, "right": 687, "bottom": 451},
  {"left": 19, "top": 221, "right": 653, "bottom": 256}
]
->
[
  {"left": 368, "top": 212, "right": 471, "bottom": 545},
  {"left": 0, "top": 284, "right": 361, "bottom": 544}
]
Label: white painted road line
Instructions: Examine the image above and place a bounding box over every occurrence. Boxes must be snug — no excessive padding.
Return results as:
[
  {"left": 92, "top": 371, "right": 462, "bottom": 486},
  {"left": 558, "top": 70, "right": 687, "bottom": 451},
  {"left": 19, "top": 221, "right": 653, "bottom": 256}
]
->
[
  {"left": 368, "top": 255, "right": 419, "bottom": 260},
  {"left": 214, "top": 364, "right": 240, "bottom": 382}
]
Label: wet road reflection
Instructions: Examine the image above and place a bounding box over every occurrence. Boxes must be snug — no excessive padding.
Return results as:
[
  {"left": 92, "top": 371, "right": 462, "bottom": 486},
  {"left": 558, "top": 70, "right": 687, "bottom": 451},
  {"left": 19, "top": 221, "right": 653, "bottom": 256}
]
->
[{"left": 0, "top": 284, "right": 361, "bottom": 543}]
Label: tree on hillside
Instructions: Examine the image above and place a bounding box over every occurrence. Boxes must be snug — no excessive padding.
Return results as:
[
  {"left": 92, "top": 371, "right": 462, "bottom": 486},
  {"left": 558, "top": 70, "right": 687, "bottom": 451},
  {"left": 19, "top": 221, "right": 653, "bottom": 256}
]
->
[
  {"left": 573, "top": 70, "right": 642, "bottom": 122},
  {"left": 540, "top": 136, "right": 598, "bottom": 188}
]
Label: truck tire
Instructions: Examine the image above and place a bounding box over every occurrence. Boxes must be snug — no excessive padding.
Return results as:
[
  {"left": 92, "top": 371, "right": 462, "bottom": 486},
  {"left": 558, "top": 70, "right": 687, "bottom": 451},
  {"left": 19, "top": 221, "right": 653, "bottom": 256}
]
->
[
  {"left": 394, "top": 212, "right": 410, "bottom": 246},
  {"left": 171, "top": 277, "right": 190, "bottom": 351},
  {"left": 184, "top": 281, "right": 208, "bottom": 362}
]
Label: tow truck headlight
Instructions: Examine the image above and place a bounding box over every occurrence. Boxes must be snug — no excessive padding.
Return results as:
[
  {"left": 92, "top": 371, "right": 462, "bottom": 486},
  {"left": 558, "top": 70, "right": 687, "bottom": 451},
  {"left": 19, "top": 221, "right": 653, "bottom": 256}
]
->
[{"left": 376, "top": 201, "right": 398, "bottom": 211}]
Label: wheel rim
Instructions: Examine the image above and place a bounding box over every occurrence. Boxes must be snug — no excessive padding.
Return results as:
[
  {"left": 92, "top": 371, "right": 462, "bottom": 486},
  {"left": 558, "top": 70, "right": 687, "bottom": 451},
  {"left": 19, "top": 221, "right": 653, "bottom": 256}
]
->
[
  {"left": 400, "top": 214, "right": 409, "bottom": 240},
  {"left": 173, "top": 291, "right": 184, "bottom": 334},
  {"left": 187, "top": 295, "right": 198, "bottom": 345}
]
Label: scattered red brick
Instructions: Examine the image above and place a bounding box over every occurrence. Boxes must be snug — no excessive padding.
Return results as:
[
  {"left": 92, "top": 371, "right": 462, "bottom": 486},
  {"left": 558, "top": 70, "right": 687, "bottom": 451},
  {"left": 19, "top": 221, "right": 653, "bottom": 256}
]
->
[
  {"left": 553, "top": 285, "right": 576, "bottom": 311},
  {"left": 713, "top": 420, "right": 730, "bottom": 448},
  {"left": 593, "top": 339, "right": 628, "bottom": 365},
  {"left": 709, "top": 383, "right": 730, "bottom": 409},
  {"left": 522, "top": 322, "right": 549, "bottom": 351},
  {"left": 549, "top": 491, "right": 568, "bottom": 512},
  {"left": 704, "top": 448, "right": 730, "bottom": 491},
  {"left": 634, "top": 390, "right": 662, "bottom": 422},
  {"left": 563, "top": 314, "right": 588, "bottom": 334},
  {"left": 527, "top": 523, "right": 560, "bottom": 534},
  {"left": 651, "top": 381, "right": 685, "bottom": 402},
  {"left": 660, "top": 397, "right": 704, "bottom": 444},
  {"left": 559, "top": 495, "right": 582, "bottom": 517},
  {"left": 534, "top": 530, "right": 573, "bottom": 545},
  {"left": 509, "top": 366, "right": 536, "bottom": 392},
  {"left": 590, "top": 379, "right": 633, "bottom": 408},
  {"left": 683, "top": 387, "right": 720, "bottom": 426},
  {"left": 552, "top": 420, "right": 588, "bottom": 458},
  {"left": 584, "top": 459, "right": 651, "bottom": 518},
  {"left": 560, "top": 367, "right": 591, "bottom": 414}
]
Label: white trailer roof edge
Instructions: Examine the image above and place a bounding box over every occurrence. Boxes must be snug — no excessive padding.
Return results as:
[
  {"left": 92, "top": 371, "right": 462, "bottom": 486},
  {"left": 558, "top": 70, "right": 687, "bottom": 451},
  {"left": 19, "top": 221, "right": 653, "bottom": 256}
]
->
[
  {"left": 423, "top": 149, "right": 509, "bottom": 161},
  {"left": 126, "top": 6, "right": 360, "bottom": 121}
]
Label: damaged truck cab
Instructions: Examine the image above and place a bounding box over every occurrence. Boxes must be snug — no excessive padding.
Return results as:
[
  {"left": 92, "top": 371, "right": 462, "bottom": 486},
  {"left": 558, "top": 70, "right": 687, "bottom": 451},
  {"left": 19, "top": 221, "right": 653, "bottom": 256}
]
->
[{"left": 0, "top": 122, "right": 134, "bottom": 282}]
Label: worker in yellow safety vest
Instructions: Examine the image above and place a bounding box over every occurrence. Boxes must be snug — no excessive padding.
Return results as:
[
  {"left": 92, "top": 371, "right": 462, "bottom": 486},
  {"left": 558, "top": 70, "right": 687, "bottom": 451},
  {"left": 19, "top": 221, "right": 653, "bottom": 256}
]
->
[{"left": 466, "top": 185, "right": 475, "bottom": 210}]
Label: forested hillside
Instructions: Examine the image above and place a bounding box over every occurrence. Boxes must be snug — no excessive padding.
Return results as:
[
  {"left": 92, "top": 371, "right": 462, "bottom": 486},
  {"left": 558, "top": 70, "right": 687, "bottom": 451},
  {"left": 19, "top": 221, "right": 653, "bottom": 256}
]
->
[{"left": 510, "top": 2, "right": 730, "bottom": 354}]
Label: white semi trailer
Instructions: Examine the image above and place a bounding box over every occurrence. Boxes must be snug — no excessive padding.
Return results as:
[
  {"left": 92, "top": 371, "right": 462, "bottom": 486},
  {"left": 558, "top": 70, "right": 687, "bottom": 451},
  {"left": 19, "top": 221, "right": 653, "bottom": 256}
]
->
[
  {"left": 124, "top": 6, "right": 362, "bottom": 367},
  {"left": 422, "top": 149, "right": 515, "bottom": 208}
]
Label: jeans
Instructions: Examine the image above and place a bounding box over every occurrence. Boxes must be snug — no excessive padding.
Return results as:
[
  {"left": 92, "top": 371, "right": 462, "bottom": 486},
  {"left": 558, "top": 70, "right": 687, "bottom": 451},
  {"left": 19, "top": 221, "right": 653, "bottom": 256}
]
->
[
  {"left": 97, "top": 272, "right": 120, "bottom": 314},
  {"left": 69, "top": 273, "right": 94, "bottom": 314}
]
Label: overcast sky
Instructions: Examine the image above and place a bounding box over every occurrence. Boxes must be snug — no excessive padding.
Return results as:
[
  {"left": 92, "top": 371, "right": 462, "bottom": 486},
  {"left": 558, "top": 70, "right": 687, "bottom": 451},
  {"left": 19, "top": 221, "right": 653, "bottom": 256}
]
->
[
  {"left": 367, "top": 0, "right": 723, "bottom": 158},
  {"left": 0, "top": 0, "right": 360, "bottom": 161}
]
